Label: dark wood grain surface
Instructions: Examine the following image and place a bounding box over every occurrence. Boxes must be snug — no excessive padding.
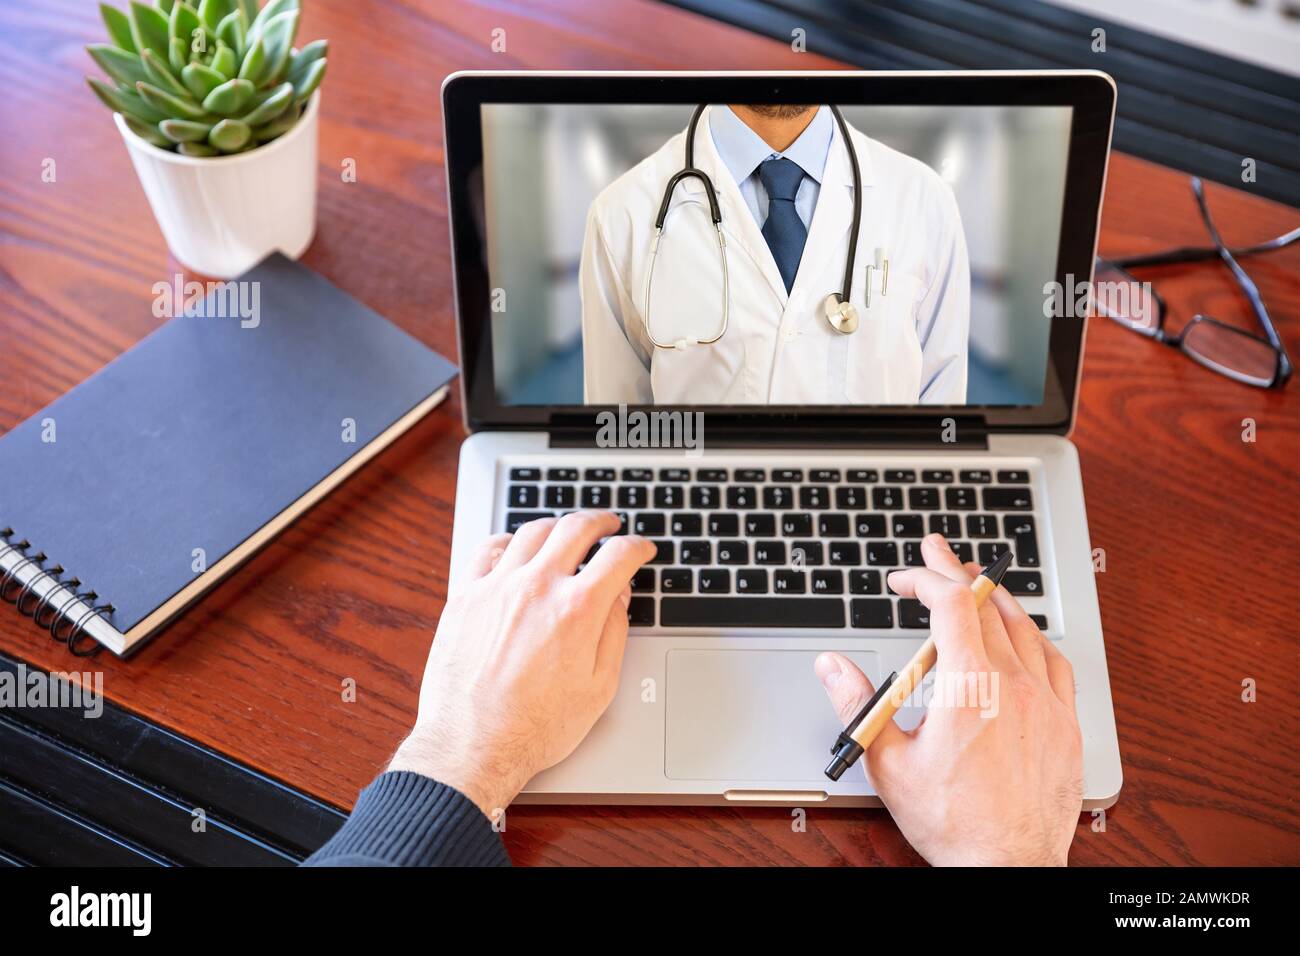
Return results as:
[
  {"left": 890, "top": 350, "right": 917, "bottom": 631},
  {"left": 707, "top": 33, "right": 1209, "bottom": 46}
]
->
[{"left": 2, "top": 0, "right": 1297, "bottom": 866}]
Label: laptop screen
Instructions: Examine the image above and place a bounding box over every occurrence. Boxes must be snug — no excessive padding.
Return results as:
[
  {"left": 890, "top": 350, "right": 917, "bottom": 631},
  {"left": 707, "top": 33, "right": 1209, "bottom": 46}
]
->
[{"left": 477, "top": 102, "right": 1073, "bottom": 408}]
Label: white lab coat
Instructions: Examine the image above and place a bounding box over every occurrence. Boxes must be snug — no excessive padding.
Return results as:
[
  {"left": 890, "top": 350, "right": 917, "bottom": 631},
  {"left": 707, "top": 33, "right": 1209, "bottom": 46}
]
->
[{"left": 579, "top": 106, "right": 970, "bottom": 405}]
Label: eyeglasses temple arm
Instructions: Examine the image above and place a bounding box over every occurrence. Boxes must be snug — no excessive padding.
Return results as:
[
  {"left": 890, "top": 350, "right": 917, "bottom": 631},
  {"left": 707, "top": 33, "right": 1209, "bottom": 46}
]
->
[{"left": 1189, "top": 180, "right": 1292, "bottom": 368}]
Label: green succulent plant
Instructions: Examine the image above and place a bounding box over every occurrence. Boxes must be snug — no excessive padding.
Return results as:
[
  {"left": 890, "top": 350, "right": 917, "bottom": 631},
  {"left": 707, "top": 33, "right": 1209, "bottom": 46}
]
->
[{"left": 86, "top": 0, "right": 327, "bottom": 156}]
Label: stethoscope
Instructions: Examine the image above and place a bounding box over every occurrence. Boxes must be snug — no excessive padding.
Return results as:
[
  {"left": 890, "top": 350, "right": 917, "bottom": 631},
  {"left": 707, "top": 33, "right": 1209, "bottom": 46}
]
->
[{"left": 642, "top": 104, "right": 871, "bottom": 351}]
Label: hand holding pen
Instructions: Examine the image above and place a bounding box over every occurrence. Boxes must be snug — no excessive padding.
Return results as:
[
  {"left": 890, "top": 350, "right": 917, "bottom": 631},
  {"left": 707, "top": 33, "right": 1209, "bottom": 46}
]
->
[{"left": 814, "top": 534, "right": 1084, "bottom": 866}]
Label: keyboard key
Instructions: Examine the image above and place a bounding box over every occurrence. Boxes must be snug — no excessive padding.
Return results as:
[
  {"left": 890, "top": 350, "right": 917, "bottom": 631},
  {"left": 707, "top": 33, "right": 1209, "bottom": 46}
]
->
[
  {"left": 545, "top": 486, "right": 575, "bottom": 509},
  {"left": 950, "top": 540, "right": 974, "bottom": 563},
  {"left": 505, "top": 511, "right": 551, "bottom": 532},
  {"left": 671, "top": 513, "right": 703, "bottom": 536},
  {"left": 960, "top": 469, "right": 993, "bottom": 484},
  {"left": 584, "top": 468, "right": 615, "bottom": 481},
  {"left": 908, "top": 487, "right": 940, "bottom": 510},
  {"left": 855, "top": 514, "right": 888, "bottom": 538},
  {"left": 736, "top": 569, "right": 768, "bottom": 593},
  {"left": 628, "top": 596, "right": 655, "bottom": 626},
  {"left": 902, "top": 541, "right": 925, "bottom": 566},
  {"left": 773, "top": 570, "right": 806, "bottom": 594},
  {"left": 922, "top": 469, "right": 953, "bottom": 483},
  {"left": 612, "top": 512, "right": 629, "bottom": 535},
  {"left": 653, "top": 485, "right": 684, "bottom": 509},
  {"left": 850, "top": 598, "right": 894, "bottom": 628},
  {"left": 966, "top": 514, "right": 999, "bottom": 538},
  {"left": 546, "top": 468, "right": 578, "bottom": 481},
  {"left": 984, "top": 488, "right": 1033, "bottom": 511},
  {"left": 811, "top": 569, "right": 843, "bottom": 594},
  {"left": 772, "top": 468, "right": 803, "bottom": 481},
  {"left": 690, "top": 485, "right": 721, "bottom": 509},
  {"left": 634, "top": 513, "right": 666, "bottom": 536},
  {"left": 781, "top": 513, "right": 813, "bottom": 536},
  {"left": 898, "top": 599, "right": 930, "bottom": 628},
  {"left": 509, "top": 468, "right": 541, "bottom": 481},
  {"left": 717, "top": 540, "right": 749, "bottom": 565},
  {"left": 930, "top": 513, "right": 962, "bottom": 537},
  {"left": 508, "top": 484, "right": 539, "bottom": 508},
  {"left": 866, "top": 542, "right": 898, "bottom": 566},
  {"left": 617, "top": 485, "right": 647, "bottom": 509},
  {"left": 847, "top": 469, "right": 878, "bottom": 483},
  {"left": 585, "top": 486, "right": 614, "bottom": 509},
  {"left": 659, "top": 468, "right": 690, "bottom": 482},
  {"left": 892, "top": 514, "right": 925, "bottom": 538},
  {"left": 727, "top": 486, "right": 757, "bottom": 509},
  {"left": 660, "top": 569, "right": 692, "bottom": 592},
  {"left": 1029, "top": 614, "right": 1048, "bottom": 630},
  {"left": 790, "top": 541, "right": 824, "bottom": 566},
  {"left": 818, "top": 514, "right": 851, "bottom": 537},
  {"left": 734, "top": 469, "right": 766, "bottom": 482},
  {"left": 695, "top": 468, "right": 727, "bottom": 482},
  {"left": 997, "top": 470, "right": 1030, "bottom": 483},
  {"left": 945, "top": 487, "right": 977, "bottom": 510},
  {"left": 885, "top": 469, "right": 916, "bottom": 482},
  {"left": 708, "top": 513, "right": 739, "bottom": 537},
  {"left": 745, "top": 513, "right": 778, "bottom": 537},
  {"left": 873, "top": 486, "right": 904, "bottom": 510},
  {"left": 753, "top": 541, "right": 786, "bottom": 565},
  {"left": 650, "top": 540, "right": 674, "bottom": 564},
  {"left": 848, "top": 569, "right": 881, "bottom": 594},
  {"left": 699, "top": 569, "right": 730, "bottom": 593},
  {"left": 661, "top": 597, "right": 844, "bottom": 628},
  {"left": 679, "top": 540, "right": 712, "bottom": 565},
  {"left": 835, "top": 486, "right": 866, "bottom": 510},
  {"left": 621, "top": 467, "right": 653, "bottom": 481},
  {"left": 978, "top": 541, "right": 1011, "bottom": 565},
  {"left": 810, "top": 469, "right": 841, "bottom": 482},
  {"left": 829, "top": 541, "right": 861, "bottom": 565},
  {"left": 1004, "top": 516, "right": 1040, "bottom": 568},
  {"left": 799, "top": 485, "right": 831, "bottom": 509},
  {"left": 1002, "top": 571, "right": 1044, "bottom": 596},
  {"left": 763, "top": 486, "right": 796, "bottom": 509},
  {"left": 631, "top": 569, "right": 655, "bottom": 593}
]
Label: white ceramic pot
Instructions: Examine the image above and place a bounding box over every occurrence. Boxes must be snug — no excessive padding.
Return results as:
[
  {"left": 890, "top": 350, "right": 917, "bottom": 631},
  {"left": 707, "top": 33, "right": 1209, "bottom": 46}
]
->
[{"left": 114, "top": 92, "right": 320, "bottom": 279}]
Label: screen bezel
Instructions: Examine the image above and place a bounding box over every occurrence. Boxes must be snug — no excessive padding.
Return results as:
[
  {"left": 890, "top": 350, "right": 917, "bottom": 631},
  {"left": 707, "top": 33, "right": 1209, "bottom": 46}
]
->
[{"left": 443, "top": 71, "right": 1115, "bottom": 438}]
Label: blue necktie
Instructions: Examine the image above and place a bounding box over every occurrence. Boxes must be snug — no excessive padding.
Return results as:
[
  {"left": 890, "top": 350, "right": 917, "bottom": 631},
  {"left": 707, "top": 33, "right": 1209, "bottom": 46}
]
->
[{"left": 759, "top": 157, "right": 807, "bottom": 294}]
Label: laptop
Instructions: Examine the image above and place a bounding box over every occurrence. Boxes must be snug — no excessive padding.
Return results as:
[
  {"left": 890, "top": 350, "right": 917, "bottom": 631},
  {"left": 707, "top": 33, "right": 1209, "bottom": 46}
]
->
[{"left": 441, "top": 71, "right": 1122, "bottom": 808}]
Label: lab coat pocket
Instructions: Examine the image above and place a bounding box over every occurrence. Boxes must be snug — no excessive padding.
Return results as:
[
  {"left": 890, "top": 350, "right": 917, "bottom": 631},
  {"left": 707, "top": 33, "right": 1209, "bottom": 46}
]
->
[
  {"left": 844, "top": 268, "right": 926, "bottom": 404},
  {"left": 649, "top": 329, "right": 749, "bottom": 404}
]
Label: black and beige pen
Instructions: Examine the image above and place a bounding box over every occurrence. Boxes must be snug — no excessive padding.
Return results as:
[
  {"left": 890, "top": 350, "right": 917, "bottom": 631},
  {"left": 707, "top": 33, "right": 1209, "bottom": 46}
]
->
[{"left": 824, "top": 550, "right": 1014, "bottom": 781}]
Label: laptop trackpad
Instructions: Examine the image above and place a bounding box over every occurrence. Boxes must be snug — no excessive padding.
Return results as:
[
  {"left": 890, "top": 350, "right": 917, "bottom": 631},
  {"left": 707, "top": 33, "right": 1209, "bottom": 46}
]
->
[{"left": 664, "top": 649, "right": 878, "bottom": 781}]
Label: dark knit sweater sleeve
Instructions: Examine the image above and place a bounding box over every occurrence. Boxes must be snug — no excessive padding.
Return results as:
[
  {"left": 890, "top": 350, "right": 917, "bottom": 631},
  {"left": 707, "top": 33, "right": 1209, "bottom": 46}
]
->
[{"left": 302, "top": 771, "right": 511, "bottom": 867}]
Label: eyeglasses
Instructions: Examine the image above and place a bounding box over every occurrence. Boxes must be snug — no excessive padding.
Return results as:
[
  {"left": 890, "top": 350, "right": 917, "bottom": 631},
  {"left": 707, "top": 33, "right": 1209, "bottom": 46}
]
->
[{"left": 1093, "top": 177, "right": 1296, "bottom": 389}]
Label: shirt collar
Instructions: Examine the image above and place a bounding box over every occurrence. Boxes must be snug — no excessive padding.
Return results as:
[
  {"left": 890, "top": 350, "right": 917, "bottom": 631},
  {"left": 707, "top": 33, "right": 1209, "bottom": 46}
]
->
[{"left": 708, "top": 105, "right": 833, "bottom": 187}]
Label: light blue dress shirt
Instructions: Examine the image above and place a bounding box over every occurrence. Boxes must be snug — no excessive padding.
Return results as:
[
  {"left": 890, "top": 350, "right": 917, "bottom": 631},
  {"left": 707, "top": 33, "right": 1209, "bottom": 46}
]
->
[{"left": 708, "top": 105, "right": 833, "bottom": 231}]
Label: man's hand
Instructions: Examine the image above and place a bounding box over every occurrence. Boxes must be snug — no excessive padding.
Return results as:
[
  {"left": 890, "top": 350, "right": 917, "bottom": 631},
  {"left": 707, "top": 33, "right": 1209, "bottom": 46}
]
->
[
  {"left": 816, "top": 534, "right": 1083, "bottom": 866},
  {"left": 389, "top": 512, "right": 655, "bottom": 818}
]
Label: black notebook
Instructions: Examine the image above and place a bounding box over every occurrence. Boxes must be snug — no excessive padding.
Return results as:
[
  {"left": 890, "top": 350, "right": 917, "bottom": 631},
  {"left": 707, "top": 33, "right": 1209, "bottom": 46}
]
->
[{"left": 0, "top": 254, "right": 457, "bottom": 656}]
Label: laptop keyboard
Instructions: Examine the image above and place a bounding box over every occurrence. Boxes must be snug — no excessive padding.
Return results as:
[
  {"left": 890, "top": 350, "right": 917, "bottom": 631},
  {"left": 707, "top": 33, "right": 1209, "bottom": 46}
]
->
[{"left": 501, "top": 465, "right": 1047, "bottom": 632}]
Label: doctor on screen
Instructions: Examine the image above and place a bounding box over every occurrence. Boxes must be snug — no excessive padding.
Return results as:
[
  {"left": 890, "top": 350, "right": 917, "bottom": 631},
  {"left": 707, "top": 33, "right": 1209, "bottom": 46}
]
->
[{"left": 579, "top": 104, "right": 970, "bottom": 405}]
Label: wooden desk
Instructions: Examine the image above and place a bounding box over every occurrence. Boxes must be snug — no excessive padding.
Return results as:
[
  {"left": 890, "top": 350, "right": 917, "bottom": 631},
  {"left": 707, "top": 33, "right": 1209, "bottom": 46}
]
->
[{"left": 2, "top": 0, "right": 1297, "bottom": 866}]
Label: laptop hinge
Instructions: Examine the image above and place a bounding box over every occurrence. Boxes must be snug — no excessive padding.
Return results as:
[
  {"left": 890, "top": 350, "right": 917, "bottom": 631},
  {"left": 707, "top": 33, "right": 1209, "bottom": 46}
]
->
[{"left": 546, "top": 414, "right": 990, "bottom": 450}]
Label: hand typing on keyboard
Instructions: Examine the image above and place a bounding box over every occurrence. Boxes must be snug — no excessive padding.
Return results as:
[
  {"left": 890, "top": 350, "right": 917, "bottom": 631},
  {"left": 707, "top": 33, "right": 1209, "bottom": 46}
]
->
[
  {"left": 816, "top": 534, "right": 1083, "bottom": 866},
  {"left": 388, "top": 511, "right": 656, "bottom": 818}
]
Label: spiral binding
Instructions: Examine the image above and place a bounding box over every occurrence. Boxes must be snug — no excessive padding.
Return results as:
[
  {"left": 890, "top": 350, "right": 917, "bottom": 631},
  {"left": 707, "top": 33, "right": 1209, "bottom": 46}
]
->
[{"left": 1, "top": 526, "right": 115, "bottom": 656}]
